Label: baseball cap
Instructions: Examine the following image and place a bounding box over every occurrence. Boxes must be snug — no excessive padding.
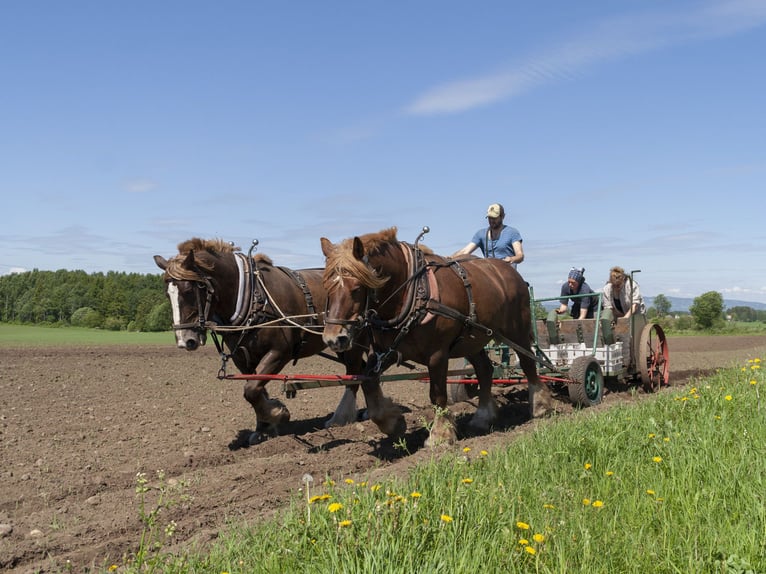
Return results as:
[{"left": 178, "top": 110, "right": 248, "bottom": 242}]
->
[{"left": 486, "top": 203, "right": 505, "bottom": 218}]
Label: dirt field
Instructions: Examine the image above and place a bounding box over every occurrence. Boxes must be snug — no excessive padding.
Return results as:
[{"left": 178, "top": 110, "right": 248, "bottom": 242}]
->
[{"left": 1, "top": 335, "right": 765, "bottom": 572}]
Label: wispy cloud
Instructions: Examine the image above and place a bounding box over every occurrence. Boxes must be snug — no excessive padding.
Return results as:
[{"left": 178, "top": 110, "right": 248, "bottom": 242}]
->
[
  {"left": 405, "top": 0, "right": 766, "bottom": 116},
  {"left": 123, "top": 179, "right": 158, "bottom": 193}
]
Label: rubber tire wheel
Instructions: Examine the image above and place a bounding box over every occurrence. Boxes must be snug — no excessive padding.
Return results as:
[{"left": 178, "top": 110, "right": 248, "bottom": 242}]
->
[
  {"left": 450, "top": 380, "right": 480, "bottom": 404},
  {"left": 639, "top": 323, "right": 670, "bottom": 392},
  {"left": 568, "top": 356, "right": 604, "bottom": 407}
]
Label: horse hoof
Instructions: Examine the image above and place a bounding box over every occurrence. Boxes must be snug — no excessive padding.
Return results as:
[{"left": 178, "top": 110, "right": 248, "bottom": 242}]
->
[{"left": 425, "top": 429, "right": 457, "bottom": 448}]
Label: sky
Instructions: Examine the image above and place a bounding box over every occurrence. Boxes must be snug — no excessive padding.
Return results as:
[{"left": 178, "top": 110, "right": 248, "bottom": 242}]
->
[{"left": 1, "top": 0, "right": 765, "bottom": 305}]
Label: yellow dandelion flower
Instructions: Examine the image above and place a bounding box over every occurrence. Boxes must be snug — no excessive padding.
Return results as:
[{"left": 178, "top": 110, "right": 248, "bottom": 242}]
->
[
  {"left": 605, "top": 471, "right": 614, "bottom": 477},
  {"left": 411, "top": 491, "right": 422, "bottom": 499},
  {"left": 543, "top": 503, "right": 555, "bottom": 509},
  {"left": 646, "top": 489, "right": 656, "bottom": 495},
  {"left": 680, "top": 396, "right": 689, "bottom": 402},
  {"left": 461, "top": 478, "right": 474, "bottom": 484},
  {"left": 309, "top": 495, "right": 323, "bottom": 504},
  {"left": 592, "top": 500, "right": 604, "bottom": 508},
  {"left": 656, "top": 497, "right": 665, "bottom": 502},
  {"left": 525, "top": 546, "right": 537, "bottom": 556},
  {"left": 463, "top": 446, "right": 471, "bottom": 453},
  {"left": 725, "top": 395, "right": 732, "bottom": 401},
  {"left": 751, "top": 380, "right": 758, "bottom": 386},
  {"left": 108, "top": 566, "right": 118, "bottom": 573},
  {"left": 518, "top": 538, "right": 529, "bottom": 546},
  {"left": 516, "top": 521, "right": 530, "bottom": 530},
  {"left": 319, "top": 493, "right": 331, "bottom": 501},
  {"left": 324, "top": 479, "right": 335, "bottom": 486},
  {"left": 663, "top": 437, "right": 670, "bottom": 442},
  {"left": 480, "top": 450, "right": 488, "bottom": 456},
  {"left": 440, "top": 514, "right": 453, "bottom": 523},
  {"left": 715, "top": 415, "right": 721, "bottom": 420},
  {"left": 339, "top": 519, "right": 352, "bottom": 527},
  {"left": 755, "top": 358, "right": 761, "bottom": 363},
  {"left": 741, "top": 367, "right": 747, "bottom": 372},
  {"left": 344, "top": 478, "right": 355, "bottom": 485},
  {"left": 582, "top": 498, "right": 591, "bottom": 506},
  {"left": 584, "top": 463, "right": 592, "bottom": 470},
  {"left": 533, "top": 533, "right": 545, "bottom": 543},
  {"left": 752, "top": 364, "right": 761, "bottom": 370},
  {"left": 370, "top": 484, "right": 382, "bottom": 492},
  {"left": 653, "top": 456, "right": 663, "bottom": 463},
  {"left": 328, "top": 502, "right": 343, "bottom": 513},
  {"left": 648, "top": 433, "right": 656, "bottom": 438},
  {"left": 358, "top": 481, "right": 367, "bottom": 487}
]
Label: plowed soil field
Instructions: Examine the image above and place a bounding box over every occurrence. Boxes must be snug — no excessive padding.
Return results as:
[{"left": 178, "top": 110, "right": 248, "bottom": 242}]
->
[{"left": 2, "top": 335, "right": 765, "bottom": 572}]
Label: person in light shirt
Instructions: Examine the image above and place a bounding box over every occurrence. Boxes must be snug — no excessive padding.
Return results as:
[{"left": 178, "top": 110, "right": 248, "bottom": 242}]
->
[{"left": 602, "top": 266, "right": 645, "bottom": 319}]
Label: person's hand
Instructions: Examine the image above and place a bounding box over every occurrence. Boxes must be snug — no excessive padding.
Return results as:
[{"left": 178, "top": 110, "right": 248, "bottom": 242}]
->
[{"left": 555, "top": 308, "right": 564, "bottom": 315}]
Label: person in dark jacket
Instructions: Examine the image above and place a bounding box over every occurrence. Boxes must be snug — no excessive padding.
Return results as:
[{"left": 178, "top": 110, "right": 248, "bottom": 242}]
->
[{"left": 555, "top": 267, "right": 599, "bottom": 319}]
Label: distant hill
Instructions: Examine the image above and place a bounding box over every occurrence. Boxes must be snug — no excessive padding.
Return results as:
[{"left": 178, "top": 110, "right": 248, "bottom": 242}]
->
[{"left": 644, "top": 296, "right": 766, "bottom": 313}]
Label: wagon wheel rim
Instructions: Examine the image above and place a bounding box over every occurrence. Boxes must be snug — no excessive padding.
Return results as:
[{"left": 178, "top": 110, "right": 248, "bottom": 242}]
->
[{"left": 639, "top": 323, "right": 669, "bottom": 392}]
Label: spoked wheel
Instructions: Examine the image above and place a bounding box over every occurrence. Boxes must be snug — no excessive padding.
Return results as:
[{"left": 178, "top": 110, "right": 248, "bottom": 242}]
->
[
  {"left": 568, "top": 356, "right": 604, "bottom": 407},
  {"left": 638, "top": 323, "right": 669, "bottom": 392}
]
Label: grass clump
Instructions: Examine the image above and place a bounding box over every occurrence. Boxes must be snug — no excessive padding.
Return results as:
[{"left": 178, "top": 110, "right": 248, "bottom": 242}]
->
[{"left": 116, "top": 358, "right": 764, "bottom": 573}]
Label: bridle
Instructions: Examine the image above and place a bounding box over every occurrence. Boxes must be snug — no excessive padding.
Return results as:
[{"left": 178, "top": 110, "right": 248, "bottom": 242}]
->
[{"left": 323, "top": 227, "right": 432, "bottom": 363}]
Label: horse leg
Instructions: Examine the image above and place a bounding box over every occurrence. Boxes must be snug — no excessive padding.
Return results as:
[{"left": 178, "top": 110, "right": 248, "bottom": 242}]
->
[
  {"left": 325, "top": 385, "right": 360, "bottom": 427},
  {"left": 519, "top": 353, "right": 554, "bottom": 418},
  {"left": 243, "top": 352, "right": 291, "bottom": 444},
  {"left": 360, "top": 375, "right": 405, "bottom": 438},
  {"left": 466, "top": 350, "right": 498, "bottom": 434},
  {"left": 325, "top": 350, "right": 365, "bottom": 428},
  {"left": 424, "top": 352, "right": 457, "bottom": 447}
]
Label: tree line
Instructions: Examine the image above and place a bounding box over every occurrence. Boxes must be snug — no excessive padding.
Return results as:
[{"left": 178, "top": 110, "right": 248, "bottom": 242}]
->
[
  {"left": 1, "top": 270, "right": 764, "bottom": 334},
  {"left": 0, "top": 269, "right": 171, "bottom": 331},
  {"left": 648, "top": 291, "right": 766, "bottom": 331}
]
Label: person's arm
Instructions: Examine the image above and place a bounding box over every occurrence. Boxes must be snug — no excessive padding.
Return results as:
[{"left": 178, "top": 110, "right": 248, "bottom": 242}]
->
[
  {"left": 578, "top": 307, "right": 588, "bottom": 320},
  {"left": 555, "top": 285, "right": 569, "bottom": 314},
  {"left": 452, "top": 241, "right": 478, "bottom": 257},
  {"left": 506, "top": 240, "right": 524, "bottom": 265}
]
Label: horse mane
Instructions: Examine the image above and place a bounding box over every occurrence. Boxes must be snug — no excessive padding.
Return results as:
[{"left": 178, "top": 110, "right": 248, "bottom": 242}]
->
[
  {"left": 323, "top": 227, "right": 432, "bottom": 289},
  {"left": 166, "top": 237, "right": 273, "bottom": 281}
]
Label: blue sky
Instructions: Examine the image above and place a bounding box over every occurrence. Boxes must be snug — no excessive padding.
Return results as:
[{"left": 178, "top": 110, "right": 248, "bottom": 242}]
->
[{"left": 2, "top": 1, "right": 765, "bottom": 304}]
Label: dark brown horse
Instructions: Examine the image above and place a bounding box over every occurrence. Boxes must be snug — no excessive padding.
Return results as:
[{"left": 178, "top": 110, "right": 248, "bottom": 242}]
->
[
  {"left": 154, "top": 238, "right": 364, "bottom": 444},
  {"left": 320, "top": 227, "right": 553, "bottom": 446}
]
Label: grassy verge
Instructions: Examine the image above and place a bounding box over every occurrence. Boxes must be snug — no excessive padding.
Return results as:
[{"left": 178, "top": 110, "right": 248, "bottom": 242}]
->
[
  {"left": 0, "top": 323, "right": 171, "bottom": 347},
  {"left": 109, "top": 357, "right": 765, "bottom": 574}
]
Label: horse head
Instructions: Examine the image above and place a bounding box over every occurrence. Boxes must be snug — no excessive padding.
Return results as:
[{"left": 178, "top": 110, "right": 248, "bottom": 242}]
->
[
  {"left": 320, "top": 228, "right": 399, "bottom": 352},
  {"left": 154, "top": 238, "right": 241, "bottom": 351}
]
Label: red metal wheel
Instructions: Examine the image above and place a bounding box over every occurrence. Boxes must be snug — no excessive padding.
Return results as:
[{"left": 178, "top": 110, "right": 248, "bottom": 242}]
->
[{"left": 638, "top": 323, "right": 669, "bottom": 392}]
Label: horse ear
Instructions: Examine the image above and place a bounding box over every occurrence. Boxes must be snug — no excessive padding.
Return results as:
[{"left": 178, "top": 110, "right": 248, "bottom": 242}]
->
[
  {"left": 352, "top": 237, "right": 365, "bottom": 261},
  {"left": 320, "top": 237, "right": 334, "bottom": 258},
  {"left": 153, "top": 255, "right": 168, "bottom": 270},
  {"left": 182, "top": 250, "right": 196, "bottom": 270}
]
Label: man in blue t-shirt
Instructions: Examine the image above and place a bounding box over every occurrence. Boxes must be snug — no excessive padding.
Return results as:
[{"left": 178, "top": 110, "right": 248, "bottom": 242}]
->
[{"left": 452, "top": 203, "right": 524, "bottom": 268}]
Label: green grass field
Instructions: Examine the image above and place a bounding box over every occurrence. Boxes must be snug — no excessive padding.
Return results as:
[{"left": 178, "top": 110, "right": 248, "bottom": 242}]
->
[
  {"left": 0, "top": 324, "right": 172, "bottom": 347},
  {"left": 111, "top": 358, "right": 765, "bottom": 574}
]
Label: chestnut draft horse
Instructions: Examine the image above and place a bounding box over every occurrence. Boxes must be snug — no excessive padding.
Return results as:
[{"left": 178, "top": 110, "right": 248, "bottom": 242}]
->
[
  {"left": 154, "top": 238, "right": 364, "bottom": 444},
  {"left": 320, "top": 227, "right": 554, "bottom": 446}
]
